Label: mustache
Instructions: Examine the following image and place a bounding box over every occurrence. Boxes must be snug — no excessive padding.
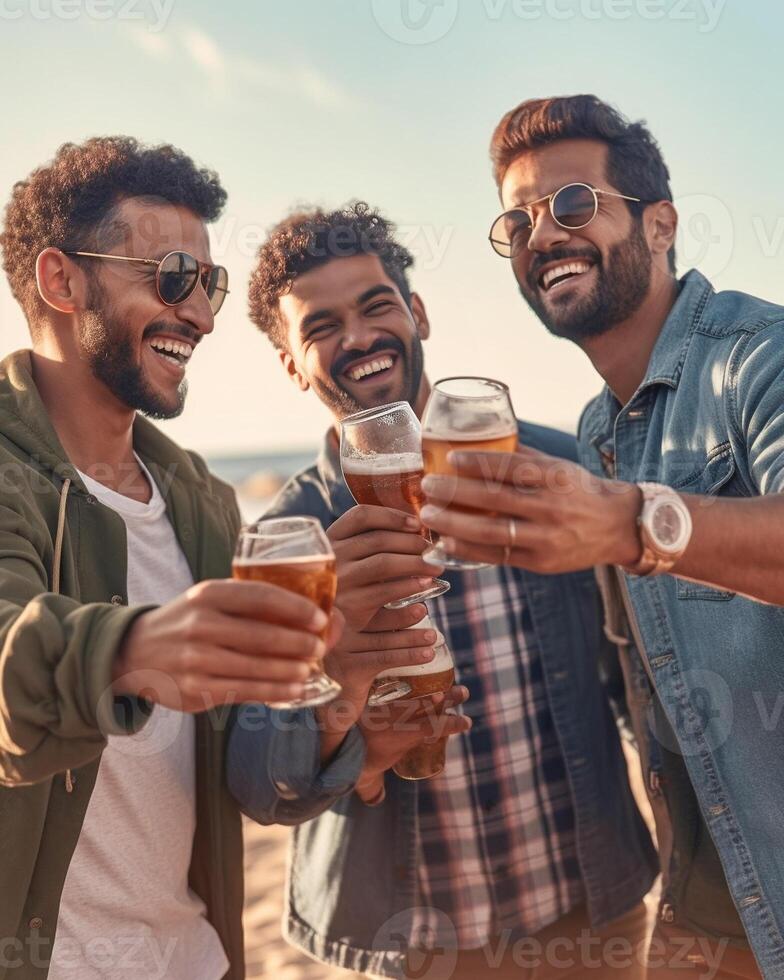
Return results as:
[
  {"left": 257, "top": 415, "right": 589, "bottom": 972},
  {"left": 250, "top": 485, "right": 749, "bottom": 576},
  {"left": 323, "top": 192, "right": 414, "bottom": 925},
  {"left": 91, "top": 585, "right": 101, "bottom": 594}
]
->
[
  {"left": 143, "top": 322, "right": 201, "bottom": 346},
  {"left": 332, "top": 337, "right": 406, "bottom": 379},
  {"left": 527, "top": 246, "right": 601, "bottom": 289}
]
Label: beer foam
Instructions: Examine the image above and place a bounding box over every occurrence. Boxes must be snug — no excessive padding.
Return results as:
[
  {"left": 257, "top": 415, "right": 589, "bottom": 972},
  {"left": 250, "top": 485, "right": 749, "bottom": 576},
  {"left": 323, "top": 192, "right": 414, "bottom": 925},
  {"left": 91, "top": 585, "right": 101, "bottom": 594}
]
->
[
  {"left": 376, "top": 632, "right": 453, "bottom": 678},
  {"left": 341, "top": 452, "right": 423, "bottom": 474},
  {"left": 422, "top": 426, "right": 517, "bottom": 442},
  {"left": 232, "top": 553, "right": 332, "bottom": 566}
]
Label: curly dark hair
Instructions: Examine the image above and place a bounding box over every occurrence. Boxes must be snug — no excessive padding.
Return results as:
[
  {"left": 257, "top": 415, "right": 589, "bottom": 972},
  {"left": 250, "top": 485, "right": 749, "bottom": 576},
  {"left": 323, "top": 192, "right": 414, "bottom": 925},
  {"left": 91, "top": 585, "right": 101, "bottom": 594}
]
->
[
  {"left": 1, "top": 135, "right": 227, "bottom": 320},
  {"left": 491, "top": 94, "right": 675, "bottom": 272},
  {"left": 248, "top": 201, "right": 415, "bottom": 350}
]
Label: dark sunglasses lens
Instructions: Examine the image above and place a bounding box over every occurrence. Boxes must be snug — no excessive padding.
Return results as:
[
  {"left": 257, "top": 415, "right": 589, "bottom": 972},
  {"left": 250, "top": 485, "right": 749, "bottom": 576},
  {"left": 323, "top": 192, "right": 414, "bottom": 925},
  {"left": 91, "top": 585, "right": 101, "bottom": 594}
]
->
[
  {"left": 490, "top": 210, "right": 532, "bottom": 257},
  {"left": 158, "top": 251, "right": 199, "bottom": 305},
  {"left": 552, "top": 184, "right": 597, "bottom": 228},
  {"left": 205, "top": 265, "right": 229, "bottom": 314}
]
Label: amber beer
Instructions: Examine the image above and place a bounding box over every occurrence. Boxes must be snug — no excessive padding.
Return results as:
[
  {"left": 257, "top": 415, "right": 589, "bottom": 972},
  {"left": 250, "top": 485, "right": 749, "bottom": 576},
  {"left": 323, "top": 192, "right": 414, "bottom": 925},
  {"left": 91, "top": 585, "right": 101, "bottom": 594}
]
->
[
  {"left": 375, "top": 630, "right": 456, "bottom": 780},
  {"left": 232, "top": 555, "right": 337, "bottom": 640},
  {"left": 422, "top": 429, "right": 518, "bottom": 484},
  {"left": 421, "top": 427, "right": 518, "bottom": 535},
  {"left": 342, "top": 452, "right": 425, "bottom": 515}
]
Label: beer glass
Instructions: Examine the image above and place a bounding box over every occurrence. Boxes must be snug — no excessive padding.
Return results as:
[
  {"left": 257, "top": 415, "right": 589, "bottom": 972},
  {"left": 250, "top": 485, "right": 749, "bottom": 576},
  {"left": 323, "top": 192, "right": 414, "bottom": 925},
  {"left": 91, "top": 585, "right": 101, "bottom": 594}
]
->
[
  {"left": 233, "top": 516, "right": 341, "bottom": 708},
  {"left": 340, "top": 401, "right": 450, "bottom": 609},
  {"left": 421, "top": 377, "right": 518, "bottom": 571},
  {"left": 382, "top": 626, "right": 456, "bottom": 780}
]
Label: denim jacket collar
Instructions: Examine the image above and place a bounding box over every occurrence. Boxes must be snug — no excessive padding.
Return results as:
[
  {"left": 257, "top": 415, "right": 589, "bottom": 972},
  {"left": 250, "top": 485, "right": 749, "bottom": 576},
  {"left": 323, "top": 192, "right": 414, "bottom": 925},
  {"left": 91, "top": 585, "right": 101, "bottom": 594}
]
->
[
  {"left": 583, "top": 268, "right": 714, "bottom": 452},
  {"left": 315, "top": 428, "right": 356, "bottom": 517}
]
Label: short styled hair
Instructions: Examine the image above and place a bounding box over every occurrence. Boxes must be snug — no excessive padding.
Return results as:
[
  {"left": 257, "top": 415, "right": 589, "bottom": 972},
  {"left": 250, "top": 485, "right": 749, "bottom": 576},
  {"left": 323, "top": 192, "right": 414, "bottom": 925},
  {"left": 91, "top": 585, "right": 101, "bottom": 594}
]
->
[
  {"left": 248, "top": 201, "right": 415, "bottom": 349},
  {"left": 1, "top": 135, "right": 226, "bottom": 319},
  {"left": 490, "top": 94, "right": 675, "bottom": 271}
]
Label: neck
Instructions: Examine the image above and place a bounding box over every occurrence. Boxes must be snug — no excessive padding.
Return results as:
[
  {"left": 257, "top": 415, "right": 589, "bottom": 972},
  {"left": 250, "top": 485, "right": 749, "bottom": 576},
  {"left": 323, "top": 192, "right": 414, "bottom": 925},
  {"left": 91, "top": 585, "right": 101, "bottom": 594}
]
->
[
  {"left": 30, "top": 340, "right": 150, "bottom": 500},
  {"left": 579, "top": 274, "right": 679, "bottom": 405}
]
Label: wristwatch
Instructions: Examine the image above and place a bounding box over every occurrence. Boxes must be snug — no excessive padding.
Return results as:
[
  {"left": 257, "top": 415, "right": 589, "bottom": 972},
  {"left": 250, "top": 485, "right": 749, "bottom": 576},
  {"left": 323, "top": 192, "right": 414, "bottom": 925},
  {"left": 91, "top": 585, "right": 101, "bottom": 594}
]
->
[{"left": 622, "top": 482, "right": 693, "bottom": 577}]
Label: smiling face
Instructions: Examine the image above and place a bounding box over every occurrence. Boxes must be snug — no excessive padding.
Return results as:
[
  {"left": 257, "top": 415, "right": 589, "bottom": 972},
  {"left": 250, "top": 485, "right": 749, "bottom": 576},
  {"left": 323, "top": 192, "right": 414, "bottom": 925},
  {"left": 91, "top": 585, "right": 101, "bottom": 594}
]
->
[
  {"left": 500, "top": 138, "right": 653, "bottom": 342},
  {"left": 278, "top": 254, "right": 428, "bottom": 419},
  {"left": 77, "top": 198, "right": 215, "bottom": 419}
]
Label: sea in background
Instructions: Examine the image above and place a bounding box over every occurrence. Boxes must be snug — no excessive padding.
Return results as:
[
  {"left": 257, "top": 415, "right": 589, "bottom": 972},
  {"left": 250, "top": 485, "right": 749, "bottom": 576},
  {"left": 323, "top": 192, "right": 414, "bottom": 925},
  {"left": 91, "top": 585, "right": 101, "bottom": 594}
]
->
[{"left": 207, "top": 448, "right": 318, "bottom": 521}]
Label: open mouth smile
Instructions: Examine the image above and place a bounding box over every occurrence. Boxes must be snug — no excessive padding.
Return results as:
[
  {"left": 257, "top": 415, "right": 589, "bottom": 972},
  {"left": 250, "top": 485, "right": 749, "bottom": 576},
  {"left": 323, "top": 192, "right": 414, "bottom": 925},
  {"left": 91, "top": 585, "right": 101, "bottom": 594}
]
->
[
  {"left": 148, "top": 336, "right": 194, "bottom": 371},
  {"left": 344, "top": 352, "right": 398, "bottom": 383},
  {"left": 538, "top": 259, "right": 596, "bottom": 293}
]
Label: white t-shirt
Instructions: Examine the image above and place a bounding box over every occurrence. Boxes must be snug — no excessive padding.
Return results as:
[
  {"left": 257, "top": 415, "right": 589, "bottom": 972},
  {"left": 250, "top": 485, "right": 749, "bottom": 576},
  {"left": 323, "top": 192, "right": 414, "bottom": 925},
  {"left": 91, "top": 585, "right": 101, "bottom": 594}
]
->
[{"left": 50, "top": 458, "right": 229, "bottom": 980}]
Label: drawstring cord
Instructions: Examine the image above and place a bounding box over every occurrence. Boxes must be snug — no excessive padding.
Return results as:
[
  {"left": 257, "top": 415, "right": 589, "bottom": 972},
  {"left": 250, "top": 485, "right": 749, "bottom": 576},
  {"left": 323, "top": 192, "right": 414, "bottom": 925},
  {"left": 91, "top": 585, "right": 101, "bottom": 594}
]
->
[{"left": 53, "top": 479, "right": 74, "bottom": 793}]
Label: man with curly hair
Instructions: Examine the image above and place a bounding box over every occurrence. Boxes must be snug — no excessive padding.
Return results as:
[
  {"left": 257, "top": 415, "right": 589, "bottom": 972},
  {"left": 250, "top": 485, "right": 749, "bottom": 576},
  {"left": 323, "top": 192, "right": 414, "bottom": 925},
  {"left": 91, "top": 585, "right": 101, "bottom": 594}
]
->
[
  {"left": 0, "top": 137, "right": 334, "bottom": 980},
  {"left": 229, "top": 202, "right": 658, "bottom": 979}
]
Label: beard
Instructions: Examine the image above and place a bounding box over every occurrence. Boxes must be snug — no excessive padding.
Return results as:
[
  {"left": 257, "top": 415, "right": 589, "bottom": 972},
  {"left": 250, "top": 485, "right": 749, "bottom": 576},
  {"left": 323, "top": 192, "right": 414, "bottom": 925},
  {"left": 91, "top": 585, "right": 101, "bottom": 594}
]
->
[
  {"left": 78, "top": 289, "right": 187, "bottom": 419},
  {"left": 519, "top": 220, "right": 652, "bottom": 342},
  {"left": 311, "top": 333, "right": 425, "bottom": 420}
]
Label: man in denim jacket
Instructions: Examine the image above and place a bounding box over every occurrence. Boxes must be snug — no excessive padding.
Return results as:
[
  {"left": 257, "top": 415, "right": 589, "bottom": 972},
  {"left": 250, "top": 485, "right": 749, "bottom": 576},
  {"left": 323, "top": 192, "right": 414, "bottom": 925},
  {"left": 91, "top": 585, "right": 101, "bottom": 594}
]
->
[
  {"left": 228, "top": 203, "right": 657, "bottom": 978},
  {"left": 422, "top": 95, "right": 784, "bottom": 977}
]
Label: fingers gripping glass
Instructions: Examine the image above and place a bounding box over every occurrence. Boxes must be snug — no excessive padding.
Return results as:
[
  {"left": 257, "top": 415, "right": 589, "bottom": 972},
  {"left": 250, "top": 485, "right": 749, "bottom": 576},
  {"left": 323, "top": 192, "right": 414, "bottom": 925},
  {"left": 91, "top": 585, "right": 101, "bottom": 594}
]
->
[
  {"left": 65, "top": 250, "right": 230, "bottom": 314},
  {"left": 233, "top": 517, "right": 341, "bottom": 709},
  {"left": 488, "top": 182, "right": 642, "bottom": 257},
  {"left": 421, "top": 377, "right": 518, "bottom": 571},
  {"left": 340, "top": 401, "right": 450, "bottom": 609}
]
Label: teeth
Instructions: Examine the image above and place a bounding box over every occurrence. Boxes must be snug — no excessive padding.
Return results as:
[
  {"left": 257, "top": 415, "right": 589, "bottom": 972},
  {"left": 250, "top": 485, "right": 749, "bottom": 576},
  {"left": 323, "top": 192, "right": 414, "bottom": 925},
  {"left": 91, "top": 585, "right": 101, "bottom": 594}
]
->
[
  {"left": 542, "top": 261, "right": 591, "bottom": 290},
  {"left": 349, "top": 356, "right": 394, "bottom": 381},
  {"left": 149, "top": 338, "right": 194, "bottom": 361}
]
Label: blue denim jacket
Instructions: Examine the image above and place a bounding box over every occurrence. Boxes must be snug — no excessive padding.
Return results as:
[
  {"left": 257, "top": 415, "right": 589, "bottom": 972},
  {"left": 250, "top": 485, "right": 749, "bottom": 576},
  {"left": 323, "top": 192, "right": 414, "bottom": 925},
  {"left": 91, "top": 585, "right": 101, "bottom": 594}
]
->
[
  {"left": 228, "top": 421, "right": 656, "bottom": 979},
  {"left": 578, "top": 269, "right": 784, "bottom": 978}
]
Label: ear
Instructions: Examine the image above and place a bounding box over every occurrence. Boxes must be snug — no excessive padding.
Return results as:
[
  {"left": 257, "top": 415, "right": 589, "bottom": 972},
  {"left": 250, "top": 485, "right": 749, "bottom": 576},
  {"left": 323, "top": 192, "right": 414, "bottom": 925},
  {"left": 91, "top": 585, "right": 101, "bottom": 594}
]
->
[
  {"left": 279, "top": 348, "right": 310, "bottom": 392},
  {"left": 645, "top": 201, "right": 678, "bottom": 270},
  {"left": 35, "top": 248, "right": 85, "bottom": 314},
  {"left": 410, "top": 292, "right": 430, "bottom": 341}
]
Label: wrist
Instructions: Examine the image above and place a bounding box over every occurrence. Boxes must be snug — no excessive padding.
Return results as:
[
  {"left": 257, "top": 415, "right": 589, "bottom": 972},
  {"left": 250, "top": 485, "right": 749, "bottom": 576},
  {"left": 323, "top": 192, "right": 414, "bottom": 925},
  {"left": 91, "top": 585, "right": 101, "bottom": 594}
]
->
[
  {"left": 355, "top": 767, "right": 385, "bottom": 802},
  {"left": 112, "top": 617, "right": 145, "bottom": 696},
  {"left": 604, "top": 481, "right": 644, "bottom": 566}
]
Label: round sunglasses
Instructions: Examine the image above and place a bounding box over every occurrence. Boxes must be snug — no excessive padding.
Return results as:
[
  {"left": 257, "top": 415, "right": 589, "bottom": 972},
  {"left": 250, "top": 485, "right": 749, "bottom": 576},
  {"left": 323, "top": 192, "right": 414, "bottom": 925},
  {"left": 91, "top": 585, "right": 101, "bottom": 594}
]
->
[
  {"left": 489, "top": 182, "right": 642, "bottom": 258},
  {"left": 64, "top": 249, "right": 230, "bottom": 314}
]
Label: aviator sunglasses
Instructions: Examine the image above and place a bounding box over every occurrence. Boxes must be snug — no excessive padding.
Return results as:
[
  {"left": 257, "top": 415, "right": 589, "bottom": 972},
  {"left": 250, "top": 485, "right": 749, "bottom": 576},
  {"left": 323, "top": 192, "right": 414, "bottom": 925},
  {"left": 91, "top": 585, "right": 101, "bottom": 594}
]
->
[
  {"left": 489, "top": 182, "right": 643, "bottom": 258},
  {"left": 64, "top": 249, "right": 230, "bottom": 314}
]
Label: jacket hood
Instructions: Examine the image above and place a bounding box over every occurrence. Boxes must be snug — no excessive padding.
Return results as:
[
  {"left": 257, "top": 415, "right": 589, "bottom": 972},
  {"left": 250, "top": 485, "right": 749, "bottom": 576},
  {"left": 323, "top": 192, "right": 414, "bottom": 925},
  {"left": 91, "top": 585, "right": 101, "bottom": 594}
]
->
[{"left": 0, "top": 349, "right": 213, "bottom": 494}]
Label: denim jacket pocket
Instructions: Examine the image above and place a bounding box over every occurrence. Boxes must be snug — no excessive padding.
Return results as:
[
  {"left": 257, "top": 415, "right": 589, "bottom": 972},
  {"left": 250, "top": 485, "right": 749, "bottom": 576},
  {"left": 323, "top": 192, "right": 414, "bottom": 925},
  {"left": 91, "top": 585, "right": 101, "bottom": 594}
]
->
[{"left": 675, "top": 445, "right": 737, "bottom": 600}]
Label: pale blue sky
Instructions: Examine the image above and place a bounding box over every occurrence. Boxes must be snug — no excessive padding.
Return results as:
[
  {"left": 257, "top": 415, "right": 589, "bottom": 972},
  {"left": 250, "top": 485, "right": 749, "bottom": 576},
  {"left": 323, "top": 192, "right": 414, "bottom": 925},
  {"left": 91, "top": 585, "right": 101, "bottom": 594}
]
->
[{"left": 1, "top": 0, "right": 782, "bottom": 454}]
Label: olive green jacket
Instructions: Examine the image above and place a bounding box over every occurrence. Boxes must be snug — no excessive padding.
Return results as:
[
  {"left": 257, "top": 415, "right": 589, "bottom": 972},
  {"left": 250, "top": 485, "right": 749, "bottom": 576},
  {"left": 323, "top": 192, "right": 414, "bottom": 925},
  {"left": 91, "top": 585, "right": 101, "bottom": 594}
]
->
[{"left": 0, "top": 350, "right": 244, "bottom": 979}]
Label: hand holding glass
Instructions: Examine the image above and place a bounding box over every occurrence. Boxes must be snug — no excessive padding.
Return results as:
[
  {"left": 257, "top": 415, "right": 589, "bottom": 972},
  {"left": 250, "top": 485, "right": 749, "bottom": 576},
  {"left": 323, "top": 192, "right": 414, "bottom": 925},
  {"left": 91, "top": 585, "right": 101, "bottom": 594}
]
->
[
  {"left": 421, "top": 377, "right": 518, "bottom": 571},
  {"left": 340, "top": 401, "right": 450, "bottom": 608},
  {"left": 232, "top": 517, "right": 341, "bottom": 708}
]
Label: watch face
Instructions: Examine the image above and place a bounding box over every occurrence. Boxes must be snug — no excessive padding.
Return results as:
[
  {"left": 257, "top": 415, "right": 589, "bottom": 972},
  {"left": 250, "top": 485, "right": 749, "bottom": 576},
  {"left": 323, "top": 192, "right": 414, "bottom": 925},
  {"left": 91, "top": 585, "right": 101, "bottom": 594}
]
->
[{"left": 651, "top": 502, "right": 683, "bottom": 549}]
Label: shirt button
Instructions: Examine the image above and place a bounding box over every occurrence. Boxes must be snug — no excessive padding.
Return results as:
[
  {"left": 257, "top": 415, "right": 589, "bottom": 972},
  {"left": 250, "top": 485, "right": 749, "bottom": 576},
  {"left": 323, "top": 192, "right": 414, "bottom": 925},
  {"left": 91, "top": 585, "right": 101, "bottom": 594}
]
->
[
  {"left": 110, "top": 595, "right": 124, "bottom": 605},
  {"left": 28, "top": 916, "right": 43, "bottom": 930},
  {"left": 84, "top": 494, "right": 98, "bottom": 505}
]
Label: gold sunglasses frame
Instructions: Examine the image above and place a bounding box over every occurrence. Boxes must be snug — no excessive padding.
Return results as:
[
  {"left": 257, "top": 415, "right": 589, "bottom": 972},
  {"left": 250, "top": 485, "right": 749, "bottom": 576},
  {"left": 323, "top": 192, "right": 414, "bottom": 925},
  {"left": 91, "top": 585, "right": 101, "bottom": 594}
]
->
[
  {"left": 489, "top": 182, "right": 642, "bottom": 257},
  {"left": 63, "top": 249, "right": 230, "bottom": 313}
]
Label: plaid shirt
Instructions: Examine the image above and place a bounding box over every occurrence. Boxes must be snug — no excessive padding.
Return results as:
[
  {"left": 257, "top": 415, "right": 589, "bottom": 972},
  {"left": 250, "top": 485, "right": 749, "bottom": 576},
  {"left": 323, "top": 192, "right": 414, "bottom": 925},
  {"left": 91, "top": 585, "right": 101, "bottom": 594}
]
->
[
  {"left": 261, "top": 429, "right": 630, "bottom": 953},
  {"left": 413, "top": 564, "right": 584, "bottom": 947}
]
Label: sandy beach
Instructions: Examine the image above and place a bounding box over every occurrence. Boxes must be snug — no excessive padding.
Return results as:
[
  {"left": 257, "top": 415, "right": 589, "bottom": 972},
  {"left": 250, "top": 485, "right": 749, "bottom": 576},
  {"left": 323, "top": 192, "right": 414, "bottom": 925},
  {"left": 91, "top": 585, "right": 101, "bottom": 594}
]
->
[{"left": 242, "top": 818, "right": 362, "bottom": 980}]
